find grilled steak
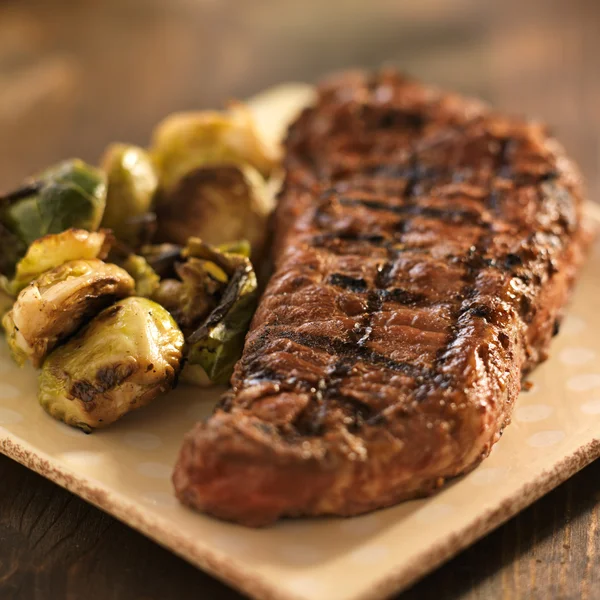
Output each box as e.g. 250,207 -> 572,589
173,70 -> 591,526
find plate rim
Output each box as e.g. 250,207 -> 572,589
3,430 -> 600,600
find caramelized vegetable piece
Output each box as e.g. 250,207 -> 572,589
5,228 -> 111,295
185,255 -> 257,384
155,164 -> 274,257
139,243 -> 182,278
0,159 -> 106,246
153,238 -> 258,386
151,107 -> 277,192
2,259 -> 134,367
39,297 -> 184,432
152,258 -> 220,334
100,144 -> 159,246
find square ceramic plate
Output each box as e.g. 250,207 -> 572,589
1,92 -> 599,599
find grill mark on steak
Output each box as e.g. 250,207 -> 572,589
402,154 -> 421,198
431,132 -> 521,378
327,273 -> 426,306
266,330 -> 429,380
173,69 -> 589,526
338,197 -> 490,227
311,231 -> 429,255
376,288 -> 427,305
327,273 -> 368,292
359,162 -> 557,189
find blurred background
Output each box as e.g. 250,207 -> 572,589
0,0 -> 598,200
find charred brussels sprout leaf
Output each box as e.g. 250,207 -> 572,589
151,237 -> 250,336
2,259 -> 134,368
186,260 -> 257,384
152,258 -> 221,334
39,297 -> 184,432
100,144 -> 159,246
184,237 -> 251,274
139,243 -> 182,279
5,229 -> 111,295
152,237 -> 257,386
0,159 -> 107,246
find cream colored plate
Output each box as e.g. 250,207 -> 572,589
1,87 -> 600,600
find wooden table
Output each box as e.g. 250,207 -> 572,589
0,0 -> 598,598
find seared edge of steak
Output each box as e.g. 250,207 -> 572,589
173,70 -> 592,526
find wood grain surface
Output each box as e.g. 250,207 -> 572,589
0,0 -> 598,598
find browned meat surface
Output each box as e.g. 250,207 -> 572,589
173,70 -> 591,526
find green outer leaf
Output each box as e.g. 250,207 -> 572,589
1,159 -> 107,246
0,221 -> 27,278
38,181 -> 103,234
2,195 -> 44,246
187,264 -> 257,384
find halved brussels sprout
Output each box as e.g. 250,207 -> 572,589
5,229 -> 111,295
152,238 -> 257,385
0,159 -> 107,246
100,144 -> 159,246
155,164 -> 274,257
151,107 -> 277,193
39,297 -> 184,432
2,259 -> 134,368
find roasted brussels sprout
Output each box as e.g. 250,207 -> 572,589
155,164 -> 274,257
120,254 -> 160,298
39,297 -> 184,432
4,229 -> 111,295
151,107 -> 277,192
2,259 -> 134,368
100,144 -> 159,246
152,238 -> 257,385
0,159 -> 106,246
